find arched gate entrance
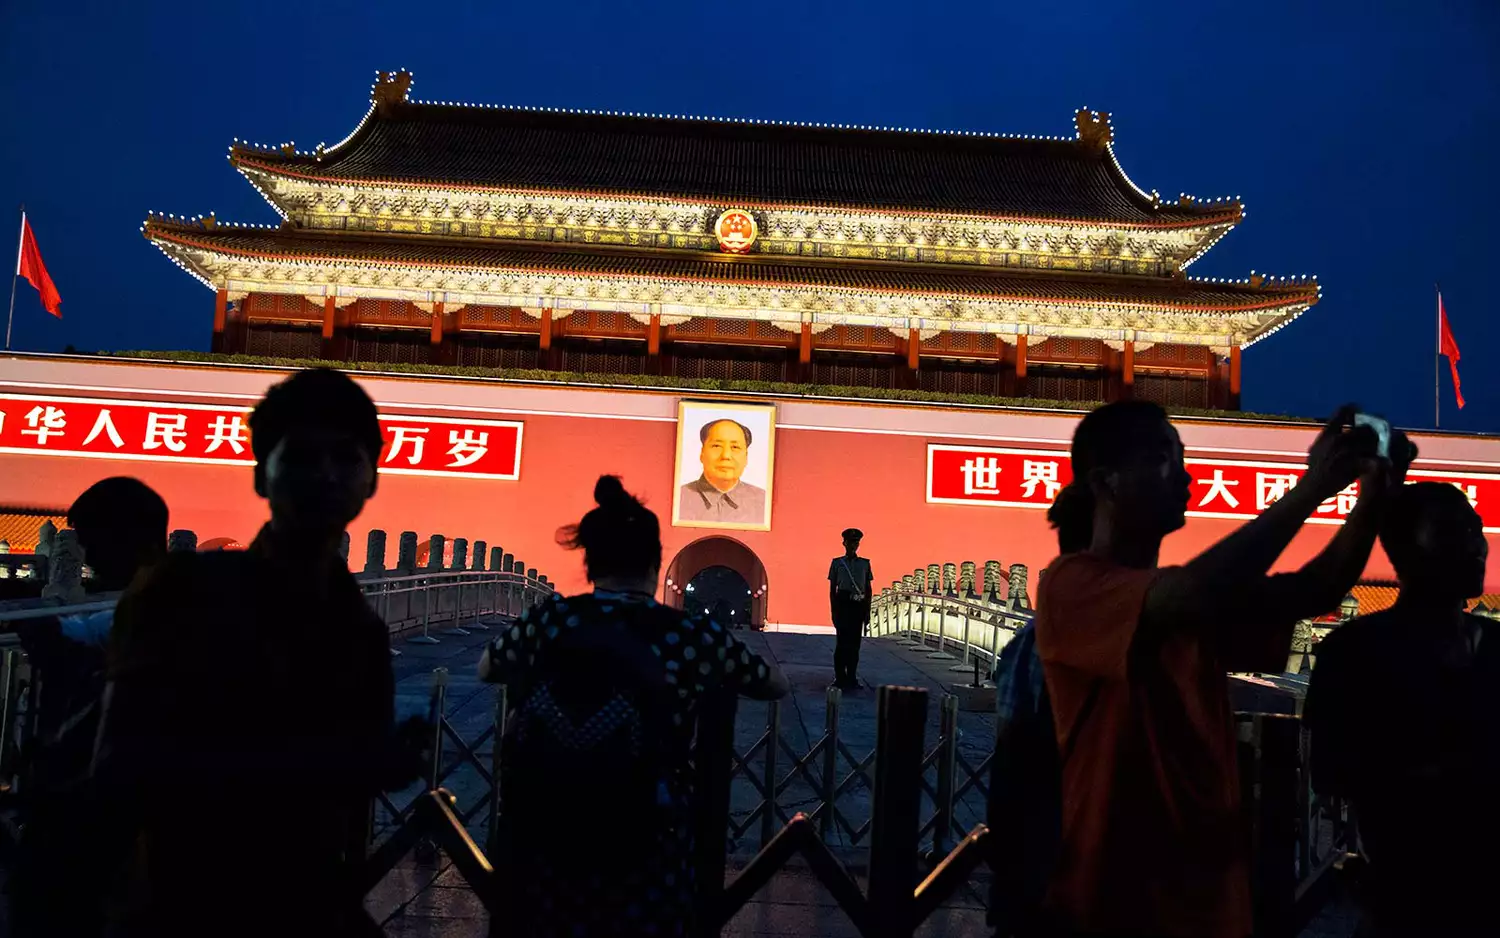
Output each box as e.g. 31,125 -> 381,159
662,536 -> 769,629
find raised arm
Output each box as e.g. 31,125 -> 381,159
1142,408 -> 1386,640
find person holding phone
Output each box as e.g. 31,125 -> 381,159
1034,402 -> 1411,938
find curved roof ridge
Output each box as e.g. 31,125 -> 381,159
223,71 -> 1240,227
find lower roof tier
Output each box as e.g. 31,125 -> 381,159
146,219 -> 1318,349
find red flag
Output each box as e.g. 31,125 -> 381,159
16,216 -> 61,318
1439,293 -> 1464,410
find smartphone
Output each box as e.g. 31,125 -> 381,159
1354,413 -> 1391,460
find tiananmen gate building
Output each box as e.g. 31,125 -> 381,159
3,70 -> 1497,626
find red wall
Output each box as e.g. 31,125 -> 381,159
3,355 -> 1498,627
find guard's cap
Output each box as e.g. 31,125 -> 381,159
842,528 -> 863,540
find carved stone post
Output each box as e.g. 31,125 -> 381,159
984,560 -> 1003,603
364,530 -> 388,575
397,531 -> 418,574
42,529 -> 86,603
168,529 -> 197,553
451,537 -> 469,571
942,563 -> 958,597
1006,563 -> 1032,611
960,561 -> 978,598
36,520 -> 57,560
471,540 -> 487,572
426,535 -> 446,572
927,563 -> 942,595
489,546 -> 504,571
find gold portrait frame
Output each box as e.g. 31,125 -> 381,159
671,400 -> 776,532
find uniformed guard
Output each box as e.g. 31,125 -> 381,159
828,528 -> 873,689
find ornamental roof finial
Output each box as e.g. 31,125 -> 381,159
373,69 -> 413,116
1074,108 -> 1112,151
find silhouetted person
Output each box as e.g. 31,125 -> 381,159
481,475 -> 788,938
10,478 -> 167,938
93,369 -> 419,937
1034,401 -> 1407,938
829,527 -> 872,689
1305,482 -> 1497,937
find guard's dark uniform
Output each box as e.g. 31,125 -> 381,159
828,548 -> 872,688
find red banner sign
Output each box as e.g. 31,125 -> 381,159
0,394 -> 523,480
927,444 -> 1500,533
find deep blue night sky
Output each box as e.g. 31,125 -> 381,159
2,1 -> 1495,430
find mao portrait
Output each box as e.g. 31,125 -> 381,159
672,401 -> 776,531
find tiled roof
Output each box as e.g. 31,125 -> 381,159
1347,583 -> 1500,616
0,508 -> 67,554
147,224 -> 1317,313
233,101 -> 1232,226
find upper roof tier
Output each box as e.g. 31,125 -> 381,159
230,70 -> 1240,228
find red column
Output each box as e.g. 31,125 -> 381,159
647,314 -> 662,356
1229,345 -> 1242,411
539,308 -> 553,350
321,296 -> 337,340
1015,334 -> 1029,396
212,288 -> 228,353
907,328 -> 920,370
799,323 -> 812,364
429,301 -> 444,346
1122,340 -> 1136,399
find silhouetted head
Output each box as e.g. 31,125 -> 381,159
68,477 -> 168,591
1380,482 -> 1487,601
559,476 -> 663,587
1047,400 -> 1191,553
251,368 -> 382,539
842,528 -> 863,555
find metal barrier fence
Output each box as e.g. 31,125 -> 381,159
362,686 -> 1352,938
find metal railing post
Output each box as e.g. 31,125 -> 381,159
692,691 -> 738,936
760,699 -> 782,848
820,686 -> 842,843
486,684 -> 508,857
0,649 -> 23,783
427,668 -> 449,791
868,685 -> 928,938
410,577 -> 440,645
932,695 -> 958,855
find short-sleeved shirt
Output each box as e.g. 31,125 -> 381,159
98,527 -> 395,932
828,556 -> 872,599
1035,553 -> 1295,938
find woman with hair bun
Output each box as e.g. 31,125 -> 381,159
480,475 -> 788,938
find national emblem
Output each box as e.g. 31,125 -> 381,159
715,209 -> 758,254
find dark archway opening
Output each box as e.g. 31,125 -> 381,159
663,536 -> 769,629
682,565 -> 752,627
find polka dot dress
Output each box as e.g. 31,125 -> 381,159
487,591 -> 776,938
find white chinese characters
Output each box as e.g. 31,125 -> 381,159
204,415 -> 248,455
82,409 -> 126,448
1196,468 -> 1241,509
385,427 -> 428,466
1255,471 -> 1301,511
446,429 -> 489,468
143,413 -> 189,453
23,406 -> 66,444
960,456 -> 1002,496
1020,460 -> 1062,500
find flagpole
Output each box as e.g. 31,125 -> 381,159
5,207 -> 22,353
1435,282 -> 1442,429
